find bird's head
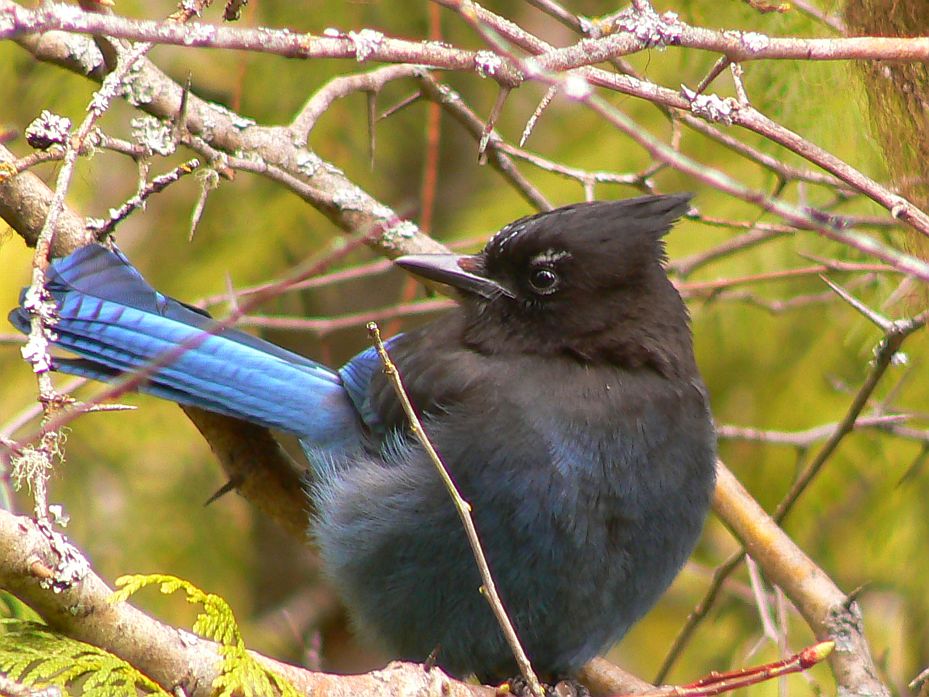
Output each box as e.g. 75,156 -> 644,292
396,194 -> 696,374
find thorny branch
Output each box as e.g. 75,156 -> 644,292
431,0 -> 929,242
3,0 -> 927,276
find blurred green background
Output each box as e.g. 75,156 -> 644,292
1,0 -> 926,694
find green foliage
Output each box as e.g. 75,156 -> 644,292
0,590 -> 40,621
112,574 -> 300,697
0,617 -> 168,696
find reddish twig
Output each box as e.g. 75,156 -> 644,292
632,641 -> 834,697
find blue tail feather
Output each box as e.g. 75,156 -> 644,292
8,245 -> 365,449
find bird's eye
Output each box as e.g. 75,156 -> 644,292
528,267 -> 559,294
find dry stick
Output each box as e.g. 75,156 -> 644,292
523,0 -> 844,192
290,64 -> 425,140
414,75 -> 551,211
7,2 -> 929,71
0,134 -> 147,179
11,0 -> 925,280
771,301 -> 929,519
416,73 -> 643,198
434,0 -> 929,280
706,282 -> 871,315
583,93 -> 929,281
0,1 -> 892,220
195,236 -> 483,309
677,263 -> 896,294
30,28 -> 445,265
1,144 -> 112,180
240,298 -> 454,337
671,227 -> 791,278
710,463 -> 885,696
520,84 -> 557,147
91,157 -> 201,238
881,423 -> 929,446
717,414 -> 911,447
790,0 -> 847,33
367,322 -> 544,697
679,114 -> 846,190
238,259 -> 907,334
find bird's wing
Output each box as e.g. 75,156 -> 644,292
337,335 -> 404,435
9,245 -> 363,448
349,316 -> 487,437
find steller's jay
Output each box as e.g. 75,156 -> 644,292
9,194 -> 716,683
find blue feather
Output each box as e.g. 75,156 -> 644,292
8,245 -> 374,449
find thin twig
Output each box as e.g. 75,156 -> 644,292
772,309 -> 929,520
717,414 -> 910,447
367,322 -> 543,697
657,307 -> 928,682
90,158 -> 200,239
520,85 -> 557,147
644,641 -> 833,697
16,37 -> 156,519
790,0 -> 847,34
239,299 -> 454,337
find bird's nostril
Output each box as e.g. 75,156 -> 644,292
457,256 -> 482,273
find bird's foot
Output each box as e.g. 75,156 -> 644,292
549,678 -> 591,697
502,677 -> 590,697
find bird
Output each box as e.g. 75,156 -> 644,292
9,194 -> 717,685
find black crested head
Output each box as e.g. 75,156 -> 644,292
396,194 -> 697,376
481,194 -> 689,296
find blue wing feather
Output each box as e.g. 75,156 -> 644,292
338,337 -> 402,437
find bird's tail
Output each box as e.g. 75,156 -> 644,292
8,245 -> 361,446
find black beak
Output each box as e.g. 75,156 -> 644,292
395,253 -> 513,300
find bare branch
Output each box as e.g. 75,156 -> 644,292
9,2 -> 919,65
717,414 -> 911,447
0,3 -> 521,85
659,307 -> 927,683
712,463 -> 887,696
0,508 -> 490,697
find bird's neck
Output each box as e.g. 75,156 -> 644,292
590,306 -> 697,380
